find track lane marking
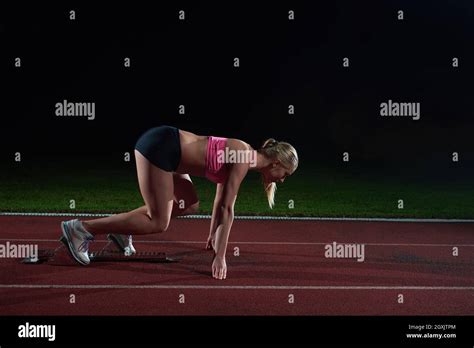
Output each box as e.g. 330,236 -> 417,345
1,284 -> 474,290
1,238 -> 474,247
1,212 -> 474,223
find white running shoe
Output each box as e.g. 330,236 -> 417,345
61,219 -> 94,265
107,234 -> 136,256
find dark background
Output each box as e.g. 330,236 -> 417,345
1,0 -> 474,172
1,2 -> 474,342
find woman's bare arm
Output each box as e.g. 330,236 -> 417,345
211,161 -> 248,279
206,184 -> 224,250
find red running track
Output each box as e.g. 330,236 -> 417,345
0,216 -> 473,315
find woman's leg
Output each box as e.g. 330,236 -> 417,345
82,150 -> 175,235
84,173 -> 199,251
171,173 -> 200,217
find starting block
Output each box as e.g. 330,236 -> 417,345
22,235 -> 177,265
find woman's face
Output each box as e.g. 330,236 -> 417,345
264,161 -> 291,183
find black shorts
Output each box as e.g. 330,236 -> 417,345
135,125 -> 181,172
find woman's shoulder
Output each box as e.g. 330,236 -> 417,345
226,138 -> 252,151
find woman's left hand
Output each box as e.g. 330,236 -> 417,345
205,235 -> 216,251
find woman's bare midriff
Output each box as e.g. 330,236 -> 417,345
176,129 -> 209,176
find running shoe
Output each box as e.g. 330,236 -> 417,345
61,219 -> 94,265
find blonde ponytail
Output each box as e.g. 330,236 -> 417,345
265,181 -> 277,209
262,138 -> 278,148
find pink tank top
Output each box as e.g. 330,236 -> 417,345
205,136 -> 230,184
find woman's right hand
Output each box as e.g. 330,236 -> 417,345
212,255 -> 227,280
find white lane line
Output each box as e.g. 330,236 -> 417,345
1,212 -> 474,223
0,284 -> 473,290
1,238 -> 474,247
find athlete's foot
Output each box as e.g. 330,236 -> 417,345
108,234 -> 136,256
61,219 -> 94,265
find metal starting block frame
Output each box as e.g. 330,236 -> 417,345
21,236 -> 177,265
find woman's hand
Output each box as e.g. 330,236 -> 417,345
206,234 -> 216,251
212,255 -> 227,280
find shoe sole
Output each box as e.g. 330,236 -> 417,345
107,234 -> 136,255
61,222 -> 89,266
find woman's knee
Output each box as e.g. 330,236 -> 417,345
150,218 -> 170,234
173,174 -> 199,210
